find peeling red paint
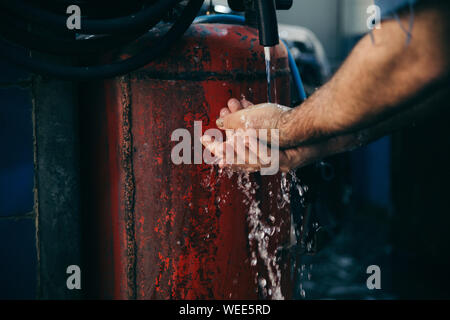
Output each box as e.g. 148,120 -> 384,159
82,24 -> 292,299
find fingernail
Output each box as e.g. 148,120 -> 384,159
216,118 -> 224,128
200,135 -> 210,144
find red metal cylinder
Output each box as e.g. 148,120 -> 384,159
81,23 -> 292,300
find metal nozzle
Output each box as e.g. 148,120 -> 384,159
227,0 -> 293,48
255,0 -> 279,47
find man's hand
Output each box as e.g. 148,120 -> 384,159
201,2 -> 450,173
201,98 -> 304,172
201,98 -> 362,172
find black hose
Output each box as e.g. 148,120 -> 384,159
0,17 -> 136,55
0,0 -> 204,80
0,0 -> 176,55
0,0 -> 179,35
0,0 -> 178,55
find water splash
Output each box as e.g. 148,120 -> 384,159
287,170 -> 316,299
264,47 -> 272,103
237,170 -> 309,299
233,171 -> 285,299
204,155 -> 312,299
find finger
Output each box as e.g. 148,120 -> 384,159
217,136 -> 273,173
212,131 -> 263,171
203,135 -> 238,166
226,133 -> 272,172
220,107 -> 231,118
218,104 -> 277,130
200,135 -> 226,162
231,133 -> 262,166
250,135 -> 273,165
236,131 -> 269,166
225,128 -> 234,141
221,163 -> 262,172
203,133 -> 280,173
200,135 -> 223,165
222,140 -> 238,165
243,135 -> 260,166
240,98 -> 254,109
226,134 -> 246,165
227,98 -> 243,113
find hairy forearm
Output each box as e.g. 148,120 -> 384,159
280,2 -> 450,148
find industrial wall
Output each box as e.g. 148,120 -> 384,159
0,61 -> 37,299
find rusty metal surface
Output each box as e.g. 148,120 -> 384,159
118,76 -> 137,299
81,23 -> 292,299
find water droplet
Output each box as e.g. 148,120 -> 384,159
300,289 -> 306,298
258,278 -> 267,288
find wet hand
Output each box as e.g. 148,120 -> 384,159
200,98 -> 309,173
215,98 -> 290,141
200,98 -> 369,173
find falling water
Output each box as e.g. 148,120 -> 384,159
236,171 -> 285,300
210,167 -> 311,300
264,46 -> 272,103
202,46 -> 313,297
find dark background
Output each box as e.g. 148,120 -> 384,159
0,60 -> 36,299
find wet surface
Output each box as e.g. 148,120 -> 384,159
296,207 -> 395,300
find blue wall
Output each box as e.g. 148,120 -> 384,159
350,136 -> 392,210
0,60 -> 37,299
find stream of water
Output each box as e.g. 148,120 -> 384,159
222,48 -> 310,299
264,47 -> 272,103
211,167 -> 311,300
202,47 -> 312,299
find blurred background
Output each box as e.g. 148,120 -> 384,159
279,0 -> 395,300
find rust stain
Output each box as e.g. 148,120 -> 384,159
119,75 -> 137,299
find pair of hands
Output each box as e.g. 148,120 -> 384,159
199,3 -> 450,173
200,98 -> 361,173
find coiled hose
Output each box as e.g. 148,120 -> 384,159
0,0 -> 204,79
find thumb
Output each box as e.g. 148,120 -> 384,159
216,103 -> 290,130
